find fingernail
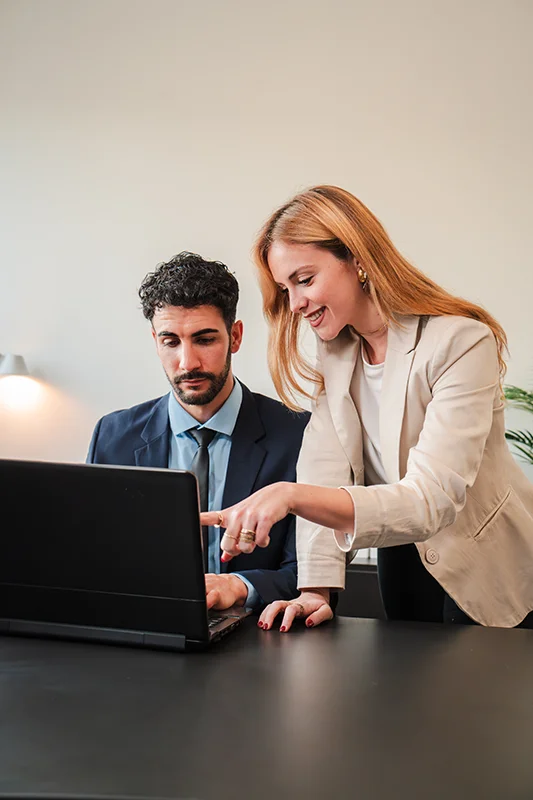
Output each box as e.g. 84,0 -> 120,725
280,626 -> 286,632
306,620 -> 314,628
257,621 -> 263,628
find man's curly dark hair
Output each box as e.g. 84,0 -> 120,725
139,251 -> 239,332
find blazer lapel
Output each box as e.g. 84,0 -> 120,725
379,316 -> 423,483
321,328 -> 364,479
134,396 -> 171,468
220,383 -> 267,573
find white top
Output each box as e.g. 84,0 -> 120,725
335,343 -> 388,552
350,343 -> 388,487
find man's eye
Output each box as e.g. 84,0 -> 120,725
163,340 -> 179,347
197,337 -> 216,345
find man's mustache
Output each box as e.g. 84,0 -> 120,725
174,371 -> 215,385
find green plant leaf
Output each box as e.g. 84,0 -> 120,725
505,429 -> 533,464
504,385 -> 533,414
505,429 -> 533,447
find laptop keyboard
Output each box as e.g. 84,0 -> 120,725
208,615 -> 227,628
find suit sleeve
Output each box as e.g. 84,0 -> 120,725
86,418 -> 103,464
338,319 -> 500,551
235,513 -> 298,607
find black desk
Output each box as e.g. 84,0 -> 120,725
1,617 -> 533,800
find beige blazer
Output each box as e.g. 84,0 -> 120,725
296,314 -> 533,627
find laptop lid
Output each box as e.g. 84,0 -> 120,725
0,459 -> 216,647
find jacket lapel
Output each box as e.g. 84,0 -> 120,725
320,327 -> 364,479
379,316 -> 423,483
134,395 -> 171,468
222,383 -> 267,507
220,383 -> 267,573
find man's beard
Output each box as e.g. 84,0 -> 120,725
168,348 -> 232,406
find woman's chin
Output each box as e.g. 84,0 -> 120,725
315,325 -> 342,342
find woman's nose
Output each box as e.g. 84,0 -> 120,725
289,290 -> 307,314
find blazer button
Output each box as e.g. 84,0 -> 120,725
425,549 -> 439,565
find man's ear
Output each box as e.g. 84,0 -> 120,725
151,326 -> 158,348
230,320 -> 244,354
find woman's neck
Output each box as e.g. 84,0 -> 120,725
351,298 -> 388,364
361,327 -> 388,365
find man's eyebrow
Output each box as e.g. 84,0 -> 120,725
191,328 -> 220,336
156,328 -> 220,338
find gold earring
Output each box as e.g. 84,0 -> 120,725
357,267 -> 368,286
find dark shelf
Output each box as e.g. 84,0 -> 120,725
336,558 -> 385,620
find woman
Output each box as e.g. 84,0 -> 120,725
202,185 -> 533,630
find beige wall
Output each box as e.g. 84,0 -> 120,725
0,0 -> 532,473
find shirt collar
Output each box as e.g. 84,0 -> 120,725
167,378 -> 243,437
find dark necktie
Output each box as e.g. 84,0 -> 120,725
189,427 -> 217,572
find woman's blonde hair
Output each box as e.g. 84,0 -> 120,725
253,185 -> 507,410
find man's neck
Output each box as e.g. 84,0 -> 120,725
173,374 -> 236,424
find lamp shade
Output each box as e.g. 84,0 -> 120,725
0,353 -> 30,377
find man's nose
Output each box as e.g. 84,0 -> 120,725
178,344 -> 201,372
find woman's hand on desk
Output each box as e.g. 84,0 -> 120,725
258,589 -> 334,632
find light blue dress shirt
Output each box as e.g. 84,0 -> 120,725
167,379 -> 258,608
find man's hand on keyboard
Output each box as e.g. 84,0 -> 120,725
205,573 -> 249,610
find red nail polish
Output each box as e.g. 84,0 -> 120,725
306,620 -> 314,627
257,621 -> 263,628
280,626 -> 286,632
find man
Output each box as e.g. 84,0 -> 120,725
87,252 -> 309,612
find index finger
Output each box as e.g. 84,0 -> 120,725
201,511 -> 224,527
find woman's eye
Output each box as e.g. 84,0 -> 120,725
298,277 -> 312,286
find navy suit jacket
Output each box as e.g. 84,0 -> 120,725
87,382 -> 310,607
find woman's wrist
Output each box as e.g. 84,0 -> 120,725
285,481 -> 301,515
300,587 -> 331,603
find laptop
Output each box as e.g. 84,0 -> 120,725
0,458 -> 251,651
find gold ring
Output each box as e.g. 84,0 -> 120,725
214,512 -> 224,528
239,529 -> 256,543
223,533 -> 240,541
295,603 -> 305,615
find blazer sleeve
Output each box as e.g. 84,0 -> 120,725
296,379 -> 353,590
339,318 -> 500,552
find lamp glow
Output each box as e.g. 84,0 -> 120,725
0,354 -> 42,410
0,375 -> 42,410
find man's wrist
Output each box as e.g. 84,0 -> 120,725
229,574 -> 249,606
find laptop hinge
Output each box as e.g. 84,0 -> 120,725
0,618 -> 186,651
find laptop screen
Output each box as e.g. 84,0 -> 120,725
0,460 -> 207,638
